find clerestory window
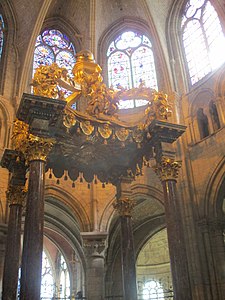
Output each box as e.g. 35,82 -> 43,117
0,14 -> 5,61
32,29 -> 76,99
181,0 -> 225,85
33,29 -> 76,76
107,30 -> 158,109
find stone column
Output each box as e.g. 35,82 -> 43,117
113,177 -> 137,300
198,218 -> 225,300
1,150 -> 27,300
19,139 -> 54,300
155,152 -> 192,300
81,232 -> 107,300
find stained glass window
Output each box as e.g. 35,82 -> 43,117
33,29 -> 76,99
0,14 -> 5,60
142,280 -> 165,300
59,254 -> 71,299
41,251 -> 54,299
107,31 -> 158,109
181,0 -> 225,85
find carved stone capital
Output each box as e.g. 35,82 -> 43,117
113,197 -> 135,217
12,120 -> 54,163
154,156 -> 181,182
6,185 -> 27,206
81,232 -> 108,258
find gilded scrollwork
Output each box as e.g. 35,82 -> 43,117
12,120 -> 54,162
154,156 -> 181,181
113,197 -> 135,216
6,185 -> 27,206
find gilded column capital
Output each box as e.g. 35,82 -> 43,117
6,185 -> 27,206
113,197 -> 135,217
154,156 -> 181,182
12,119 -> 54,163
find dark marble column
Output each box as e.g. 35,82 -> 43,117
1,150 -> 27,300
2,192 -> 24,300
20,160 -> 45,300
113,177 -> 137,300
155,156 -> 192,300
18,140 -> 54,300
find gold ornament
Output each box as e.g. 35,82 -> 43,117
80,121 -> 94,135
12,119 -> 55,163
32,63 -> 66,99
98,124 -> 112,139
145,91 -> 172,124
63,111 -> 76,128
115,127 -> 129,142
154,156 -> 181,181
6,185 -> 27,206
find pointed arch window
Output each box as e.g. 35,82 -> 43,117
181,0 -> 225,85
33,29 -> 76,76
0,14 -> 5,61
41,251 -> 54,299
107,31 -> 158,109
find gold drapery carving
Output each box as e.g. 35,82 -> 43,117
12,120 -> 54,162
154,156 -> 181,181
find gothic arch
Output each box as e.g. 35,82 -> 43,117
43,16 -> 82,52
0,0 -> 17,96
45,185 -> 91,232
105,183 -> 166,296
204,156 -> 225,219
0,98 -> 12,149
18,1 -> 53,97
166,0 -> 188,92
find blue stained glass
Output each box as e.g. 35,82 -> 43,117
33,46 -> 54,69
107,31 -> 158,109
56,50 -> 76,75
0,14 -> 4,59
42,30 -> 67,48
107,41 -> 116,57
33,29 -> 76,95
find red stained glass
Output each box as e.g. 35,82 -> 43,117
107,31 -> 158,109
